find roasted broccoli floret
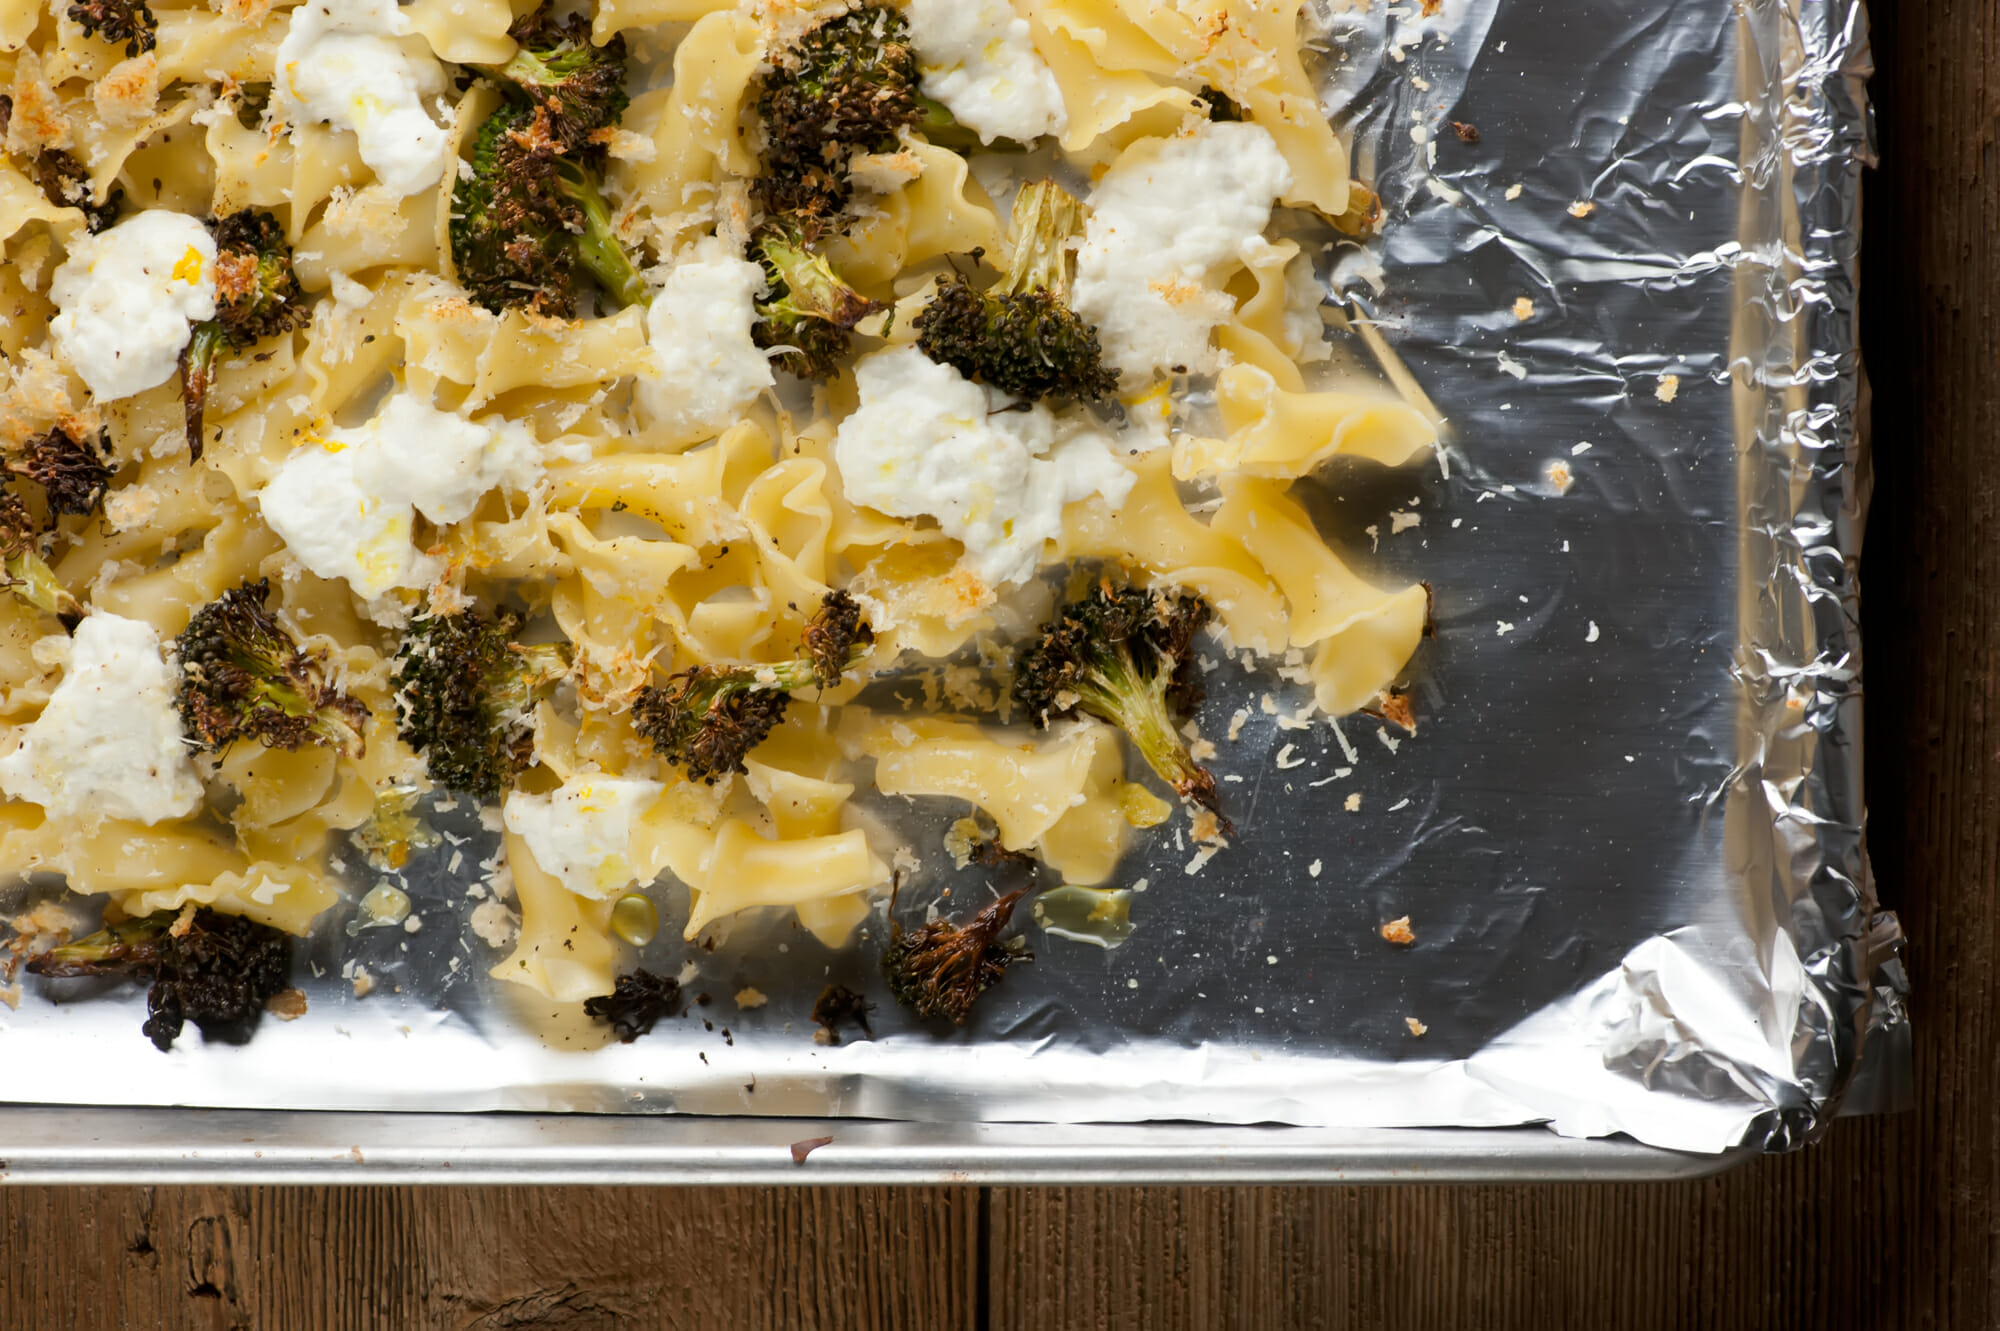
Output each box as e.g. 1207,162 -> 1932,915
483,3 -> 629,152
751,220 -> 887,380
754,5 -> 921,223
180,210 -> 305,461
0,487 -> 80,620
393,608 -> 570,803
68,0 -> 156,56
913,180 -> 1118,401
882,888 -> 1032,1024
753,6 -> 1003,224
27,908 -> 290,1050
1013,577 -> 1230,835
631,590 -> 871,781
584,968 -> 683,1042
450,5 -> 645,318
9,426 -> 113,518
175,578 -> 369,758
449,100 -> 649,318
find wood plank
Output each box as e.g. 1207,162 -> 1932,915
989,1123 -> 1902,1329
0,1186 -> 979,1330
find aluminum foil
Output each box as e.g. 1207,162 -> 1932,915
0,0 -> 1901,1156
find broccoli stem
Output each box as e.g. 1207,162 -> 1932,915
1000,179 -> 1081,299
4,550 -> 80,620
911,94 -> 1026,154
759,227 -> 883,328
27,914 -> 167,975
557,164 -> 649,311
1072,649 -> 1223,819
229,651 -> 367,758
494,642 -> 572,717
180,320 -> 226,463
493,46 -> 569,93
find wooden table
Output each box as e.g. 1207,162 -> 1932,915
0,0 -> 1979,1324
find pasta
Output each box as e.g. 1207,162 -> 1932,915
0,0 -> 1437,1025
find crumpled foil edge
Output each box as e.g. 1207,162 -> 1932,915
1471,0 -> 1906,1153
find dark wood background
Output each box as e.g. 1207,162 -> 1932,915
0,0 -> 1980,1324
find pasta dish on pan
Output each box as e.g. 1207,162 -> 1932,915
0,0 -> 1435,1045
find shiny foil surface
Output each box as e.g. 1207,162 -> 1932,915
0,0 -> 1899,1156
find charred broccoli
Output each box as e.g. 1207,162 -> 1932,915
811,983 -> 873,1044
180,210 -> 305,461
450,100 -> 648,318
882,888 -> 1032,1024
26,144 -> 121,233
584,968 -> 683,1042
914,180 -> 1118,402
0,99 -> 119,229
1199,85 -> 1247,122
451,4 -> 645,318
1013,577 -> 1230,835
9,426 -> 113,518
483,4 -> 629,151
753,5 -> 1002,224
393,607 -> 570,803
27,908 -> 291,1050
751,220 -> 886,380
632,590 -> 871,781
0,487 -> 79,620
68,0 -> 156,56
175,578 -> 369,759
754,5 -> 921,223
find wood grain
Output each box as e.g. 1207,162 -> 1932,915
0,0 -> 1976,1325
0,1186 -> 979,1329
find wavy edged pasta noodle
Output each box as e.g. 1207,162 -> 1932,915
856,714 -> 1130,885
0,0 -> 1441,1019
496,829 -> 623,1002
1183,363 -> 1439,479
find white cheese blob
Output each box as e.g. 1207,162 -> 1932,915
0,613 -> 202,826
904,0 -> 1066,145
275,0 -> 450,197
48,211 -> 217,401
259,393 -> 541,602
503,776 -> 665,900
1072,121 -> 1295,381
832,346 -> 1135,588
636,239 -> 775,445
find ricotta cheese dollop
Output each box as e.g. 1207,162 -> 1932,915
48,210 -> 217,402
0,612 -> 203,826
903,0 -> 1066,145
275,0 -> 450,197
503,776 -> 666,900
636,239 -> 775,445
258,393 -> 542,602
832,346 -> 1135,589
1072,121 -> 1295,381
